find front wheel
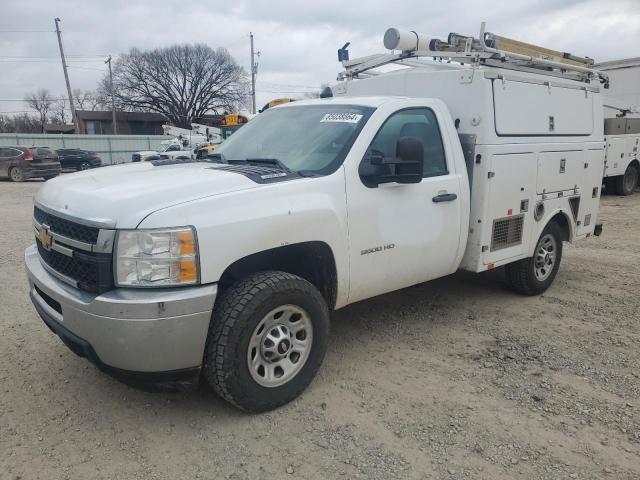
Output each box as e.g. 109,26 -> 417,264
79,161 -> 91,171
9,167 -> 25,182
203,271 -> 330,412
505,222 -> 563,295
615,165 -> 639,196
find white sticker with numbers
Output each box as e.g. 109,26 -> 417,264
320,113 -> 363,123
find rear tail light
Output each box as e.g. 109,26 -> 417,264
91,154 -> 100,159
23,150 -> 33,161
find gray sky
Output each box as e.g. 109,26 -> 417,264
1,0 -> 639,118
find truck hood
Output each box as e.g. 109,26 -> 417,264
35,162 -> 258,228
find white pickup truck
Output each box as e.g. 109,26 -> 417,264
26,26 -> 605,412
131,141 -> 196,162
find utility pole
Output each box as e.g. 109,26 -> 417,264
54,18 -> 78,132
250,32 -> 259,114
105,55 -> 117,134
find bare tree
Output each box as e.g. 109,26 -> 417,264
0,114 -> 14,133
73,89 -> 105,111
0,113 -> 41,133
24,89 -> 55,132
51,98 -> 69,125
99,45 -> 248,127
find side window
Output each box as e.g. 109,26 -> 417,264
167,144 -> 180,152
0,148 -> 9,157
368,108 -> 447,177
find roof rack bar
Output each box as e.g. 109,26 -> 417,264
477,22 -> 607,84
339,22 -> 609,88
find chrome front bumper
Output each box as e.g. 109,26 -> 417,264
25,244 -> 217,376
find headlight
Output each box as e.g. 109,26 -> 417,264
114,227 -> 199,287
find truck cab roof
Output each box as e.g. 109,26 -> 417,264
276,96 -> 412,109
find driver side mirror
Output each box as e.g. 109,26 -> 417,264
359,136 -> 424,188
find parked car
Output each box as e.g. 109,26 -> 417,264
0,146 -> 61,182
56,149 -> 102,171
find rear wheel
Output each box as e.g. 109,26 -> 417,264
615,165 -> 638,196
506,221 -> 563,295
9,167 -> 24,182
79,161 -> 91,170
203,271 -> 330,412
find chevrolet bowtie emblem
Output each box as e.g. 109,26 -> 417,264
38,224 -> 53,251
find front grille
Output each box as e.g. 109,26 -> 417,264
491,214 -> 524,251
37,241 -> 113,293
34,206 -> 99,244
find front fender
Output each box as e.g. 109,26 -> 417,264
138,170 -> 350,307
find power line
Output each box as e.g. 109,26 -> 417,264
0,97 -> 97,102
67,65 -> 105,72
0,29 -> 54,33
0,58 -> 107,63
221,34 -> 249,50
0,98 -> 70,101
0,54 -> 109,59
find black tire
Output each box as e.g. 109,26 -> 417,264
615,165 -> 639,196
505,221 -> 563,296
603,177 -> 616,194
79,161 -> 91,171
9,167 -> 24,182
203,271 -> 330,412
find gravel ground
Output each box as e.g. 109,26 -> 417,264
1,179 -> 638,480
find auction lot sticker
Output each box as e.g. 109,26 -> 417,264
320,113 -> 363,123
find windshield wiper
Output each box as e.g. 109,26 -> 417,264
228,157 -> 291,173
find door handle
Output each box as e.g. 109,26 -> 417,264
432,193 -> 458,203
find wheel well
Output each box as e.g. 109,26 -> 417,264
630,159 -> 640,172
550,212 -> 571,242
218,242 -> 338,309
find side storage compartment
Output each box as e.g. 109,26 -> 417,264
536,151 -> 585,194
574,148 -> 605,237
483,152 -> 537,265
492,77 -> 594,136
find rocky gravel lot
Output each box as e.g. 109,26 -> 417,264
1,179 -> 638,480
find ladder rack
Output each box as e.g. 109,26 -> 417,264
338,22 -> 609,88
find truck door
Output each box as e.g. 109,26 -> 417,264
345,106 -> 464,303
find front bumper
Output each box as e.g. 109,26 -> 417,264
25,244 -> 217,385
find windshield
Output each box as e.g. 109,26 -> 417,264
213,104 -> 374,175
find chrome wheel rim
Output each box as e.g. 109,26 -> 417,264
534,234 -> 557,281
247,304 -> 313,388
80,162 -> 90,170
